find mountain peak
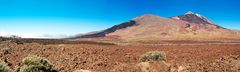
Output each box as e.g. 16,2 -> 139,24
172,11 -> 217,25
133,14 -> 167,22
185,11 -> 194,15
140,14 -> 157,17
134,14 -> 159,20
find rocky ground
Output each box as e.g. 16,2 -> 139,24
0,39 -> 240,72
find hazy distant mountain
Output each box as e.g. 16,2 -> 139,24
73,11 -> 240,41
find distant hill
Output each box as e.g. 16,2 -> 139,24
72,11 -> 240,41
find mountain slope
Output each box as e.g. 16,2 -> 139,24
74,12 -> 240,41
76,20 -> 137,38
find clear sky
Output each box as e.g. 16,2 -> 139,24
0,0 -> 239,38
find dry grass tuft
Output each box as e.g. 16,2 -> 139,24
18,55 -> 56,72
140,51 -> 166,62
0,59 -> 11,72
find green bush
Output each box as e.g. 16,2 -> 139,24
140,51 -> 166,62
18,56 -> 56,72
0,59 -> 11,72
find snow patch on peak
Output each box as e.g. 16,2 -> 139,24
195,13 -> 202,17
185,11 -> 194,15
195,13 -> 216,25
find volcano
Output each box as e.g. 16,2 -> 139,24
73,11 -> 240,41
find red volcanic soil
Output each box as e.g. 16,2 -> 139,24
0,40 -> 240,72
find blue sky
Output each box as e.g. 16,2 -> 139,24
0,0 -> 239,38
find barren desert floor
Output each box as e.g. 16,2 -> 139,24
0,40 -> 240,72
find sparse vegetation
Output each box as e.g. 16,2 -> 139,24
0,40 -> 239,72
0,59 -> 11,72
1,48 -> 11,54
18,55 -> 56,72
140,51 -> 166,62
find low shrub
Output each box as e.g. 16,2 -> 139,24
140,51 -> 166,62
1,48 -> 11,54
18,55 -> 56,72
0,59 -> 11,72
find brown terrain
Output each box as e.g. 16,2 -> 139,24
1,12 -> 240,72
0,38 -> 240,72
